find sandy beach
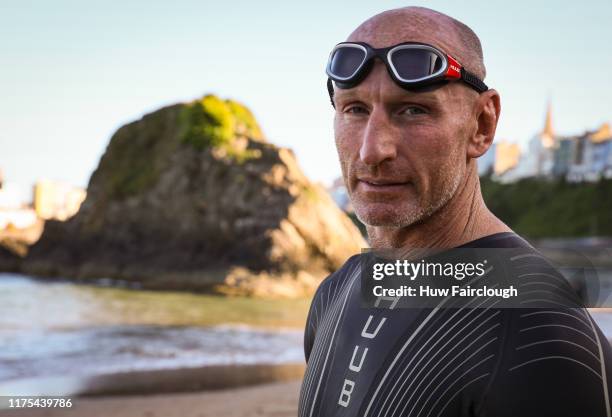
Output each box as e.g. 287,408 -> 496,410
0,380 -> 302,417
0,364 -> 305,417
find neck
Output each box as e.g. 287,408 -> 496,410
365,164 -> 511,250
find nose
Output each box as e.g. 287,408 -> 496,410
359,107 -> 398,167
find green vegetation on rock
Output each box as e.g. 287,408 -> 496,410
481,176 -> 612,238
225,99 -> 263,139
181,95 -> 235,148
180,94 -> 264,163
100,94 -> 265,200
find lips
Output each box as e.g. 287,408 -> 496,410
359,179 -> 406,186
356,178 -> 411,193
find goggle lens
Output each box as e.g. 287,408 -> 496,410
389,48 -> 445,81
329,46 -> 367,79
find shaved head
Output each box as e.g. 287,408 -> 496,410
347,6 -> 486,80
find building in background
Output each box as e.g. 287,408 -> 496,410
552,136 -> 576,178
566,123 -> 612,182
589,123 -> 612,180
533,101 -> 557,178
0,173 -> 84,242
493,141 -> 520,176
0,206 -> 37,231
33,179 -> 86,221
492,101 -> 611,184
0,168 -> 38,232
498,102 -> 557,182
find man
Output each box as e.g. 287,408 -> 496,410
298,7 -> 612,417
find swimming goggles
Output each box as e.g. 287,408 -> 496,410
325,41 -> 488,107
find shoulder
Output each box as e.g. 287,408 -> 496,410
461,231 -> 534,249
476,235 -> 612,414
481,306 -> 612,416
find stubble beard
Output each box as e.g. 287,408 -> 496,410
351,165 -> 463,229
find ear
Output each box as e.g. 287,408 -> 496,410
467,89 -> 501,159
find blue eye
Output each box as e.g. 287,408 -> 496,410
402,106 -> 427,116
346,106 -> 368,114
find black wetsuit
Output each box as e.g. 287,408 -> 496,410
298,232 -> 612,417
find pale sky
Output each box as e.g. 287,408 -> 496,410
1,0 -> 611,203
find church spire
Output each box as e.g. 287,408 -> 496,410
541,99 -> 555,148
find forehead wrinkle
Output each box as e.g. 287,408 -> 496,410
333,64 -> 388,104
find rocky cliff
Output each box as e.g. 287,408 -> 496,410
20,95 -> 366,296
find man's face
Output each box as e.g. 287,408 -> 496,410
334,56 -> 476,228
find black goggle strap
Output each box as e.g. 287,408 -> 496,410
327,78 -> 336,108
460,68 -> 489,93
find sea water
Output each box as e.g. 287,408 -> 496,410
0,273 -> 303,383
